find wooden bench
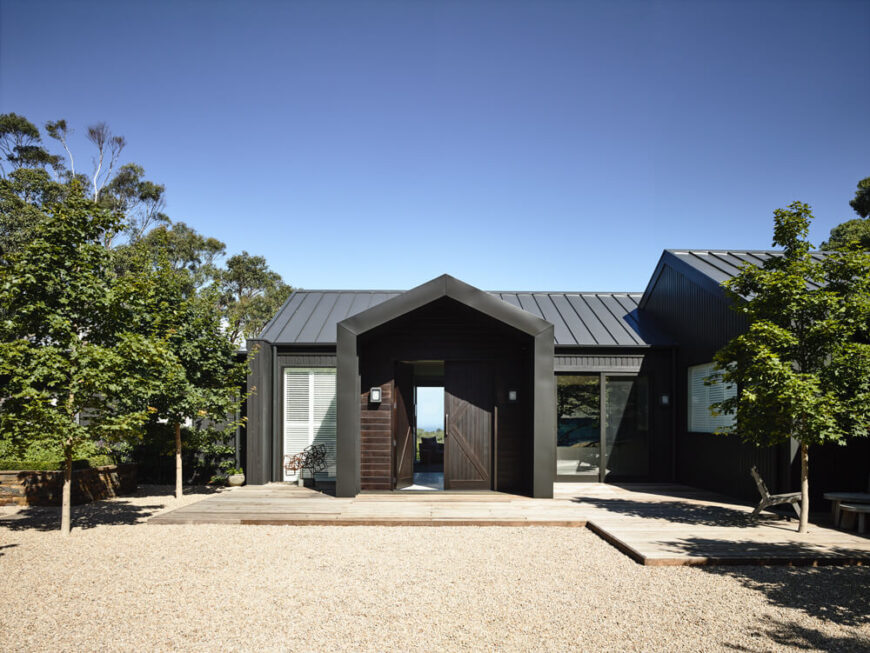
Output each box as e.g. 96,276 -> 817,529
823,491 -> 870,527
839,503 -> 870,534
750,466 -> 801,517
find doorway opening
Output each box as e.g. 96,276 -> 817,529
407,385 -> 444,490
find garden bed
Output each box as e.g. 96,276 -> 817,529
0,463 -> 137,506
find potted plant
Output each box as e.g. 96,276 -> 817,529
226,466 -> 245,487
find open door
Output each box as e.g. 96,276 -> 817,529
393,362 -> 415,489
444,361 -> 493,490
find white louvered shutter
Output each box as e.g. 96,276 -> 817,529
284,370 -> 312,481
283,368 -> 337,480
688,363 -> 736,433
311,370 -> 337,476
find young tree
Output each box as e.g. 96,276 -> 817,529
0,185 -> 171,534
120,234 -> 247,499
713,202 -> 870,533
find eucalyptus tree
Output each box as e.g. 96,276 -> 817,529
822,176 -> 870,251
713,202 -> 870,533
219,251 -> 293,345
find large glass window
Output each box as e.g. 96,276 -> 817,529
283,368 -> 337,480
688,362 -> 736,433
556,375 -> 600,478
604,376 -> 649,478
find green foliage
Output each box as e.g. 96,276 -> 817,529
0,456 -> 114,471
0,184 -> 173,466
822,218 -> 870,252
0,113 -> 289,488
219,251 -> 293,344
850,176 -> 870,219
822,176 -> 870,251
114,234 -> 248,473
416,428 -> 444,442
713,201 -> 870,449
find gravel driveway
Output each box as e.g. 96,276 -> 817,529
1,486 -> 868,652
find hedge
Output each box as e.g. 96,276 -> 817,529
0,455 -> 116,471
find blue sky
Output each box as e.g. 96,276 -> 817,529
2,1 -> 868,292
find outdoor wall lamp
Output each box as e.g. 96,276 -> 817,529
660,394 -> 670,407
508,390 -> 518,403
369,387 -> 382,403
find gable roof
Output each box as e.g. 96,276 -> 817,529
338,274 -> 553,339
639,249 -> 827,309
258,282 -> 672,347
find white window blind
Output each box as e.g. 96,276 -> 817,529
688,362 -> 736,433
283,368 -> 337,480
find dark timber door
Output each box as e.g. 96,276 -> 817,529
393,362 -> 415,489
444,361 -> 493,490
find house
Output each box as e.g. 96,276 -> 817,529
243,250 -> 869,505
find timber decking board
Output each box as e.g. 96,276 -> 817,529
147,483 -> 870,566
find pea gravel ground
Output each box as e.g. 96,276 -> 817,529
1,486 -> 868,652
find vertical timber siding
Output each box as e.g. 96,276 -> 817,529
357,298 -> 536,493
643,264 -> 782,500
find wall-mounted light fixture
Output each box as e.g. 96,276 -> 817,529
370,387 -> 382,403
508,390 -> 518,403
659,394 -> 670,407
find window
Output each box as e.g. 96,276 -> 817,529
688,362 -> 736,433
556,375 -> 601,478
283,368 -> 337,480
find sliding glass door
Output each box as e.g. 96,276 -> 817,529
556,375 -> 601,479
604,375 -> 649,479
556,373 -> 650,482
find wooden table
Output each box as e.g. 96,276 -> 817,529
823,492 -> 870,526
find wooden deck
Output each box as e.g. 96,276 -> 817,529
148,482 -> 870,566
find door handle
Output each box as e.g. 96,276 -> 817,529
445,413 -> 448,438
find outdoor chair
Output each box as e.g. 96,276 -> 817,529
284,444 -> 328,487
750,466 -> 801,517
419,436 -> 443,466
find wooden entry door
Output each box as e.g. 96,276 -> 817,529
444,361 -> 493,490
393,362 -> 415,489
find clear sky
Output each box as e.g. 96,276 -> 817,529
2,0 -> 868,292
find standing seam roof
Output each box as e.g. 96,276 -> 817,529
258,289 -> 671,347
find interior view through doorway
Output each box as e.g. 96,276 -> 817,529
409,385 -> 444,490
395,359 -> 495,492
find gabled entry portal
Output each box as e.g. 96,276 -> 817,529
336,274 -> 556,498
395,360 -> 494,491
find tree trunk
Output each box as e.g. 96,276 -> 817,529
799,441 -> 809,534
61,448 -> 72,536
175,422 -> 183,500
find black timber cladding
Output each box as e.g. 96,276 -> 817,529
334,274 -> 556,498
260,289 -> 672,347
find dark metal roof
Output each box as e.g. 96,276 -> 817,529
259,287 -> 671,347
639,250 -> 827,308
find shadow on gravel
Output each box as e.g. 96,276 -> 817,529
699,553 -> 870,627
570,496 -> 771,528
0,485 -> 225,532
0,500 -> 165,531
0,543 -> 19,556
724,616 -> 870,652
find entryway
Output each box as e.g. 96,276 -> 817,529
394,360 -> 494,492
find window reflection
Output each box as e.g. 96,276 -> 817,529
556,375 -> 600,478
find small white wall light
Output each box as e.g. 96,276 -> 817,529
369,387 -> 382,403
660,394 -> 670,407
508,390 -> 518,402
